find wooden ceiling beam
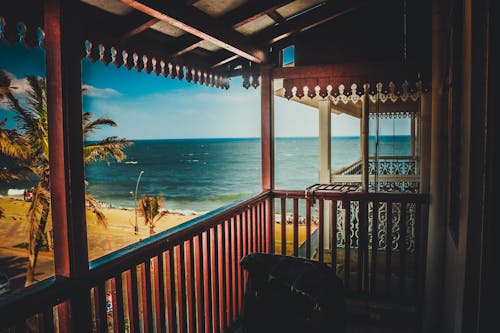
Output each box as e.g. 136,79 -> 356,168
166,0 -> 293,58
210,0 -> 366,69
119,0 -> 267,63
120,11 -> 160,41
224,0 -> 294,28
257,0 -> 366,45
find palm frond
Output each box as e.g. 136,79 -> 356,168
83,114 -> 118,139
27,182 -> 51,241
0,119 -> 31,160
85,194 -> 108,228
84,137 -> 132,164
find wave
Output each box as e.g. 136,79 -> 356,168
125,161 -> 138,164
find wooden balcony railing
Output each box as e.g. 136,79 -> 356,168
0,192 -> 272,332
0,189 -> 428,332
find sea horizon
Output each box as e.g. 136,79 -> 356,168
3,136 -> 411,215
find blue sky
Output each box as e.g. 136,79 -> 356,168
0,41 -> 408,140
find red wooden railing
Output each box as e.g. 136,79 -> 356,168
0,192 -> 272,332
0,189 -> 427,331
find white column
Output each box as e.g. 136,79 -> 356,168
361,84 -> 370,191
318,99 -> 332,250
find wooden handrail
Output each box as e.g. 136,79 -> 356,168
272,189 -> 429,203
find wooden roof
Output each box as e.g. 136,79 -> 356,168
0,0 -> 430,89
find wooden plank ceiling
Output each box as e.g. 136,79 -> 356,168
75,0 -> 365,77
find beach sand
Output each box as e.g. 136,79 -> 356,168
0,196 -> 198,260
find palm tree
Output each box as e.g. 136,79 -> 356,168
0,119 -> 31,218
0,69 -> 132,286
138,195 -> 168,235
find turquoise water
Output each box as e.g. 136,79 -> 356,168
1,136 -> 410,214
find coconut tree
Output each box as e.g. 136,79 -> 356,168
0,119 -> 32,218
138,195 -> 168,235
0,69 -> 132,285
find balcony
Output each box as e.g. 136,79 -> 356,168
332,156 -> 420,193
0,188 -> 428,332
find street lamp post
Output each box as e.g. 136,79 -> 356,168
132,170 -> 144,235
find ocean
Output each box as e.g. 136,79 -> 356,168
2,136 -> 410,215
84,136 -> 410,214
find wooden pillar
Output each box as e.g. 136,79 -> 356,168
44,0 -> 91,331
360,84 -> 370,191
260,66 -> 275,254
260,65 -> 274,191
318,99 -> 332,250
420,92 -> 432,193
423,0 -> 447,330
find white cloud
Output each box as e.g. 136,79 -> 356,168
82,84 -> 121,98
0,71 -> 33,109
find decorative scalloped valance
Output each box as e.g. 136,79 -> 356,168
280,79 -> 428,103
0,16 -> 230,89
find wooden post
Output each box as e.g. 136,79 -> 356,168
44,0 -> 91,331
361,84 -> 370,191
318,99 -> 332,250
261,65 -> 274,191
261,66 -> 274,253
423,0 -> 447,330
420,92 -> 432,193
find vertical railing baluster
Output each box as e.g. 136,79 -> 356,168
166,250 -> 177,333
131,266 -> 141,333
186,240 -> 196,333
230,217 -> 237,323
237,213 -> 243,314
252,205 -> 257,253
344,200 -> 351,289
306,198 -> 312,259
386,201 -> 393,297
332,200 -> 338,271
144,260 -> 153,333
371,201 -> 379,294
175,245 -> 187,333
233,215 -> 239,322
358,200 -> 368,292
125,269 -> 137,333
109,277 -> 119,332
266,198 -> 273,254
156,254 -> 167,333
204,231 -> 212,333
212,227 -> 220,333
195,235 -> 205,333
220,221 -> 227,330
415,202 -> 423,299
293,198 -> 299,257
281,198 -> 286,255
399,201 -> 408,296
318,199 -> 324,263
139,264 -> 148,333
227,219 -> 233,327
94,283 -> 107,333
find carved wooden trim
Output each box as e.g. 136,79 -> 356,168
0,16 -> 229,90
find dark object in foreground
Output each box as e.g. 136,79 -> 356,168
240,253 -> 346,333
